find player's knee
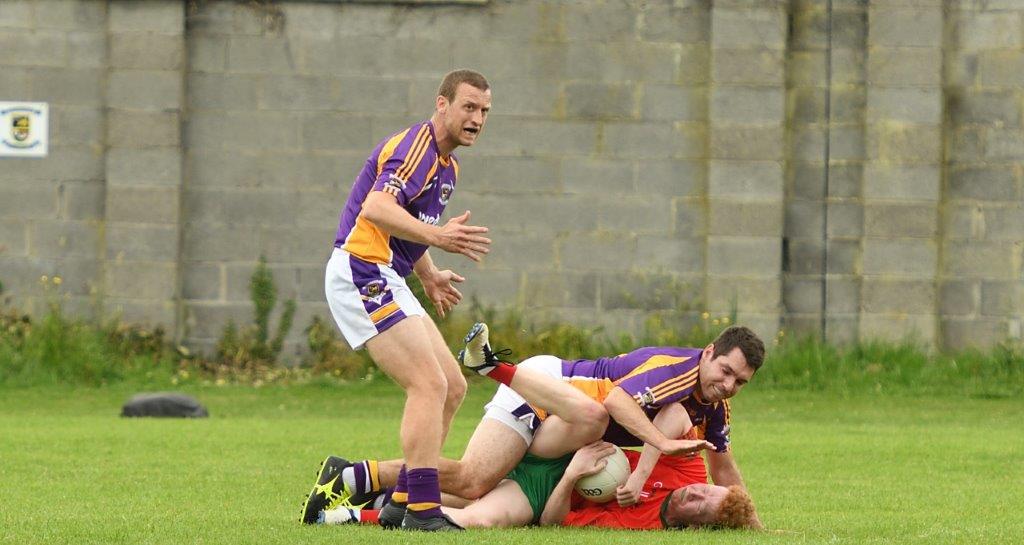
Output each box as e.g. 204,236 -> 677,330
579,400 -> 608,439
445,372 -> 467,407
406,368 -> 448,404
452,466 -> 497,499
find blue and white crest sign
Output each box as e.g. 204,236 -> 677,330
1,102 -> 48,157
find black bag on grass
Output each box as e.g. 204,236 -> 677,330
121,392 -> 209,418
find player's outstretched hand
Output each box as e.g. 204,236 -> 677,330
659,438 -> 715,457
420,269 -> 464,318
435,211 -> 491,262
566,441 -> 616,481
615,472 -> 645,507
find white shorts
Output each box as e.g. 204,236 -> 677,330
324,247 -> 426,350
482,355 -> 563,446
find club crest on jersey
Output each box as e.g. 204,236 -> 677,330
637,388 -> 656,407
382,174 -> 406,197
360,280 -> 390,305
439,181 -> 454,205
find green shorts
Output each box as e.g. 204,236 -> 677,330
505,452 -> 574,524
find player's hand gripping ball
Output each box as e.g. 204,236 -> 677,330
574,445 -> 630,503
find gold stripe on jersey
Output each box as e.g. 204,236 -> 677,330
376,128 -> 411,177
394,125 -> 431,182
723,399 -> 731,425
408,160 -> 439,203
451,157 -> 459,179
649,367 -> 698,398
613,354 -> 692,386
367,460 -> 380,491
652,375 -> 699,404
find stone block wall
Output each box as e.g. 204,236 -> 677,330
1,0 -> 1023,355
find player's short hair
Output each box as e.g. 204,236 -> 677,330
714,485 -> 759,529
438,69 -> 490,102
712,326 -> 766,371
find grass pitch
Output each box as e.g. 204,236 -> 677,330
1,379 -> 1021,545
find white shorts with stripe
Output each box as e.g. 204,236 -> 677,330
482,355 -> 563,446
324,247 -> 426,350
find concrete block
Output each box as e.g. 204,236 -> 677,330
459,155 -> 562,195
947,166 -> 1019,201
869,7 -> 942,47
791,126 -> 826,162
183,224 -> 260,262
859,314 -> 935,344
710,127 -> 784,160
867,88 -> 942,124
867,48 -> 942,87
106,262 -> 177,301
107,149 -> 182,187
788,51 -> 827,86
983,208 -> 1024,241
485,79 -> 560,118
107,187 -> 179,224
593,198 -> 674,234
456,40 -> 568,81
949,90 -> 1021,128
710,200 -> 783,236
106,223 -> 178,262
862,239 -> 936,276
792,162 -> 826,200
260,75 -> 337,111
600,272 -> 691,311
708,236 -> 782,275
295,189 -> 341,229
0,188 -> 57,219
640,160 -> 706,198
296,265 -> 327,303
942,241 -> 1015,278
827,277 -> 860,314
186,111 -> 302,152
782,237 -> 823,274
262,225 -> 335,263
300,114 -> 373,153
51,106 -> 103,147
0,29 -> 67,66
712,49 -> 785,84
188,35 -> 227,73
0,220 -> 27,255
708,161 -> 784,199
105,299 -> 176,330
981,281 -> 1020,317
829,125 -> 866,162
187,73 -> 260,111
862,278 -> 935,313
29,220 -> 101,259
560,157 -> 633,196
784,277 -> 823,314
61,181 -> 104,221
866,125 -> 941,163
941,205 -> 982,241
978,51 -> 1024,87
564,42 -> 685,84
711,9 -> 786,50
711,87 -> 784,124
785,200 -> 824,239
863,164 -> 939,201
864,204 -> 936,238
555,233 -> 636,271
522,271 -> 597,309
601,122 -> 697,159
945,51 -> 978,89
942,318 -> 1009,351
0,1 -> 33,29
826,239 -> 860,275
473,231 -> 555,271
107,111 -> 180,148
68,31 -> 106,69
0,65 -> 30,98
828,164 -> 863,199
791,6 -> 828,51
824,316 -> 859,344
564,3 -> 638,42
955,11 -> 1023,50
706,277 -> 782,313
459,269 -> 521,308
673,198 -> 707,238
791,87 -> 826,124
184,302 -> 253,340
110,0 -> 183,33
108,70 -> 183,110
14,148 -> 103,183
183,263 -> 222,301
831,48 -> 866,85
227,36 -> 297,74
564,82 -> 637,120
939,280 -> 977,317
826,202 -> 863,238
640,5 -> 710,44
110,32 -> 184,70
31,68 -> 103,105
480,119 -> 599,157
984,128 -> 1024,160
831,87 -> 867,123
215,190 -> 300,226
636,236 -> 704,273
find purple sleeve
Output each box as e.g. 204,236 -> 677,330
703,400 -> 731,453
372,125 -> 434,206
616,362 -> 700,410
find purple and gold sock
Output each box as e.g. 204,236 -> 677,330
341,460 -> 380,495
390,465 -> 408,506
405,467 -> 443,519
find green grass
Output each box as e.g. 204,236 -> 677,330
2,379 -> 1022,544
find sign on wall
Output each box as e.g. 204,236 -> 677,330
0,102 -> 48,158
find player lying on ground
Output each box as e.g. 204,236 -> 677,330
302,323 -> 765,527
319,434 -> 758,529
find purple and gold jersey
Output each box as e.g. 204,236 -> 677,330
334,121 -> 458,277
601,397 -> 732,453
560,347 -> 703,409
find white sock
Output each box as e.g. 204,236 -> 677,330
340,462 -> 372,494
322,508 -> 360,525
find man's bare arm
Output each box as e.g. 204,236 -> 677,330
362,191 -> 490,260
603,387 -> 712,457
